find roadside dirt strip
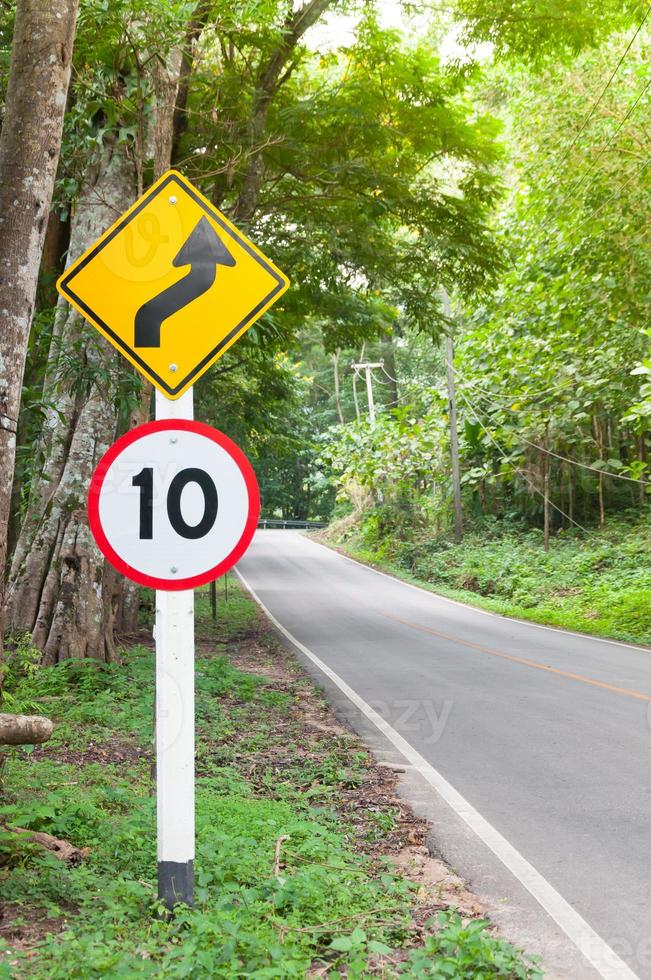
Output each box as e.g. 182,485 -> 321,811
213,610 -> 489,927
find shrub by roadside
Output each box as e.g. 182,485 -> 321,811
322,508 -> 651,645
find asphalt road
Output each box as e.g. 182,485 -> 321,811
237,530 -> 651,979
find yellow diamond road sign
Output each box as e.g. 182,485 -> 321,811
56,170 -> 290,399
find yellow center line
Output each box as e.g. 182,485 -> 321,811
384,612 -> 651,703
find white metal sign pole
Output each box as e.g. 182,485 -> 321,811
154,386 -> 195,909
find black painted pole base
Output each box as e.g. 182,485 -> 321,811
158,860 -> 195,911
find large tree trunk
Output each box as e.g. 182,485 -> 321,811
6,141 -> 136,663
113,383 -> 153,636
8,210 -> 71,557
0,0 -> 78,648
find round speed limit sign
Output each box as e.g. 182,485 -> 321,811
88,420 -> 260,590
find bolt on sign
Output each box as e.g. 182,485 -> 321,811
56,169 -> 289,399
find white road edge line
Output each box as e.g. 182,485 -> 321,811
236,565 -> 640,980
305,534 -> 650,654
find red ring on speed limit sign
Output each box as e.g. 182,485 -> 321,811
88,419 -> 260,590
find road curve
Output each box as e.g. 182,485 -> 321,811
237,530 -> 651,979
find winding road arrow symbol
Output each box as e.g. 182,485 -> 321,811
134,216 -> 236,348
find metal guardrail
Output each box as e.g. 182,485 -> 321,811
257,518 -> 327,530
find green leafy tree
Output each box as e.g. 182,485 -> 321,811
7,1 -> 505,659
452,0 -> 642,60
319,26 -> 651,540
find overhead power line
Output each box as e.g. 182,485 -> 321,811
519,437 -> 651,487
563,156 -> 651,237
456,386 -> 595,537
354,355 -> 650,489
379,363 -> 399,385
452,369 -> 651,488
511,7 -> 651,269
451,364 -> 578,405
553,75 -> 651,216
541,4 -> 651,189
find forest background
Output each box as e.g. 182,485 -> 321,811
0,0 -> 650,661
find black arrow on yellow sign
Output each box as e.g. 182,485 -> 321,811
134,216 -> 236,348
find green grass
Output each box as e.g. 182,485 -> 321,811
0,583 -> 540,978
323,509 -> 651,646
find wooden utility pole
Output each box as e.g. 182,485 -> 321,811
441,291 -> 463,543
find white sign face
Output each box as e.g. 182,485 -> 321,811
88,420 -> 259,590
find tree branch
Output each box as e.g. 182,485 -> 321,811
171,0 -> 213,163
233,0 -> 336,222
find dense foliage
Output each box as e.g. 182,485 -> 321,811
325,508 -> 651,643
2,0 -> 506,530
307,21 -> 651,543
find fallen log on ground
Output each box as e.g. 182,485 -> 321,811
0,713 -> 53,745
1,823 -> 87,864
